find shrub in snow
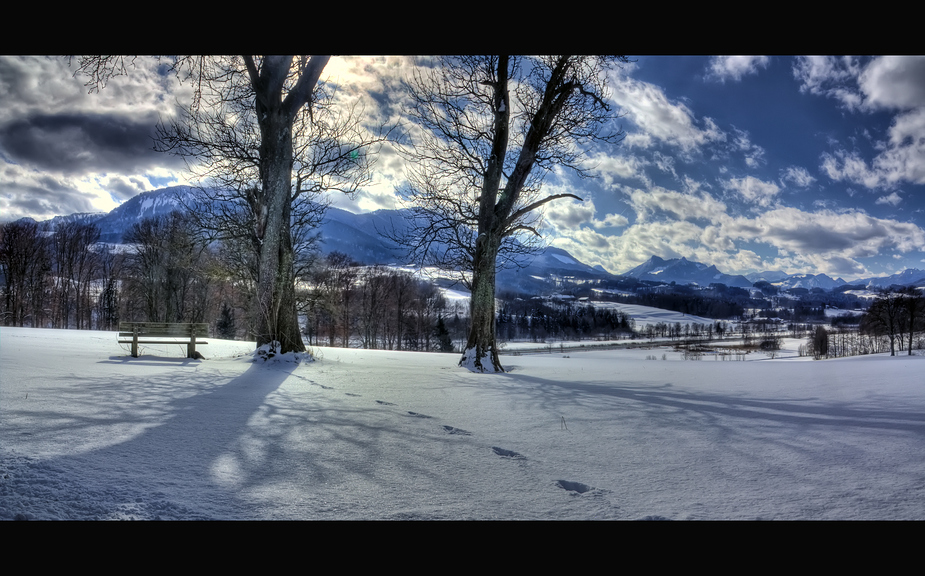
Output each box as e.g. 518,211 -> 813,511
253,341 -> 314,365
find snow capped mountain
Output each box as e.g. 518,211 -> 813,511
772,273 -> 846,291
623,256 -> 752,288
851,268 -> 925,289
745,270 -> 790,284
28,186 -> 925,293
68,186 -> 196,243
32,186 -> 610,287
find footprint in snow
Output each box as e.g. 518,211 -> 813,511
407,411 -> 432,418
344,392 -> 360,397
376,400 -> 397,406
317,384 -> 333,390
556,480 -> 592,494
492,447 -> 525,459
442,425 -> 472,436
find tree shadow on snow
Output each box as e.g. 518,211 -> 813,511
6,358 -> 298,519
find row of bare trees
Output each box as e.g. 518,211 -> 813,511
802,325 -> 924,360
859,288 -> 925,356
798,289 -> 925,359
300,253 -> 459,352
0,216 -> 232,333
2,218 -> 463,352
1,219 -> 113,329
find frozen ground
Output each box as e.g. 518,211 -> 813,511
2,326 -> 925,520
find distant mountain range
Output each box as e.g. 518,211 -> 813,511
24,186 -> 613,292
622,256 -> 753,288
622,255 -> 925,291
20,186 -> 925,293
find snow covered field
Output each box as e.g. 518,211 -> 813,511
3,326 -> 925,520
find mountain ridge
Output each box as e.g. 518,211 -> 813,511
22,186 -> 925,293
27,186 -> 615,292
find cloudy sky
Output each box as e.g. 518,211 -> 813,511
2,55 -> 924,281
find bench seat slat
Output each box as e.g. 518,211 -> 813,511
118,322 -> 210,358
118,340 -> 208,345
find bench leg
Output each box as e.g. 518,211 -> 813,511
188,328 -> 197,359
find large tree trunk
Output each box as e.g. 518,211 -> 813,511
460,232 -> 503,372
458,57 -> 509,373
253,86 -> 306,354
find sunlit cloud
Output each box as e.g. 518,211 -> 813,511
628,186 -> 727,223
725,176 -> 781,208
609,69 -> 725,155
876,192 -> 902,206
792,55 -> 864,110
780,166 -> 816,188
706,56 -> 770,83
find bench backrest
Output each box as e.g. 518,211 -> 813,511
119,322 -> 209,338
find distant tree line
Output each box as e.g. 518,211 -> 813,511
0,216 -> 232,334
1,218 -> 120,330
300,252 -> 461,352
592,283 -> 745,320
801,288 -> 925,359
0,218 -> 466,354
494,297 -> 635,342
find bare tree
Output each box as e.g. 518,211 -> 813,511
76,56 -> 381,355
400,56 -> 627,371
862,290 -> 906,356
95,244 -> 122,331
49,221 -> 100,329
356,265 -> 390,349
897,287 -> 925,356
123,213 -> 210,324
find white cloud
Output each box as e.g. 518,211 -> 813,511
858,56 -> 925,111
799,56 -> 925,189
543,192 -> 631,235
820,150 -> 884,189
585,152 -> 651,187
543,193 -> 596,230
875,107 -> 925,186
875,192 -> 902,206
550,177 -> 925,278
780,166 -> 816,188
792,56 -> 864,110
725,176 -> 780,208
596,213 -> 629,228
706,56 -> 770,83
608,70 -> 725,155
729,127 -> 766,168
727,207 -> 925,261
628,186 -> 727,223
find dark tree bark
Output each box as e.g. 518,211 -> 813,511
240,56 -> 328,353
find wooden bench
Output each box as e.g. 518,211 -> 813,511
119,322 -> 209,358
